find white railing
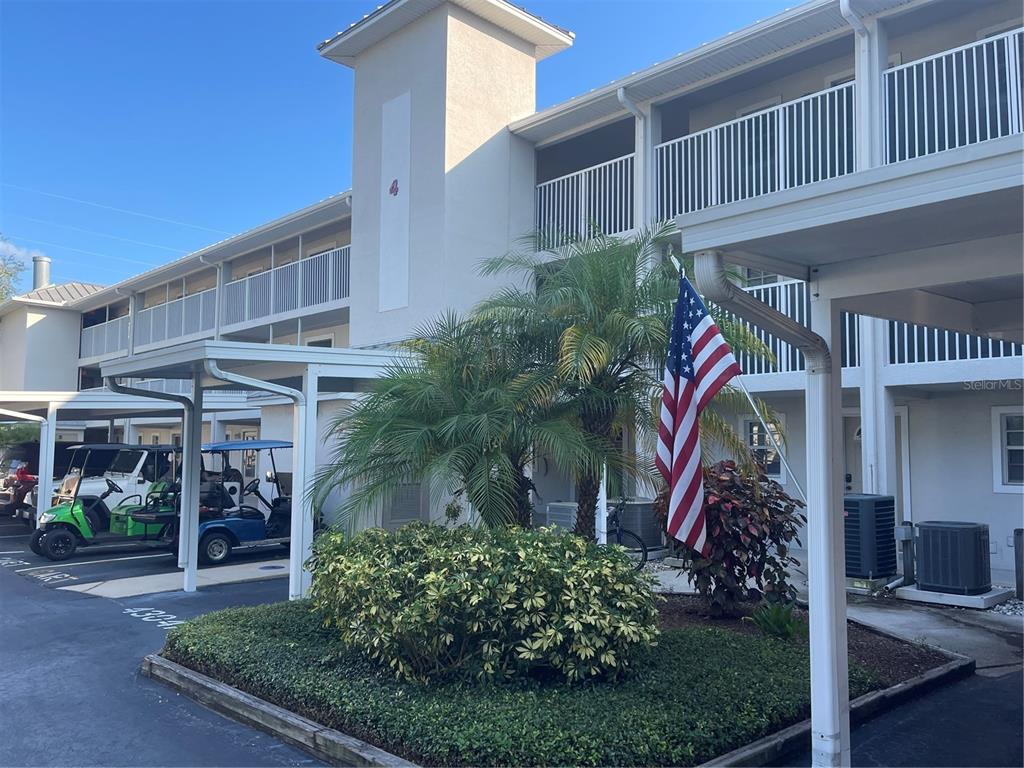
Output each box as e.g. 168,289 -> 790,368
885,28 -> 1023,164
135,286 -> 217,349
733,280 -> 863,374
656,82 -> 856,220
888,322 -> 1023,365
79,316 -> 129,360
222,245 -> 350,327
535,154 -> 634,246
132,378 -> 192,395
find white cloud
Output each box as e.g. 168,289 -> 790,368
0,236 -> 47,266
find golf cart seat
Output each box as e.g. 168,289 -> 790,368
130,508 -> 178,525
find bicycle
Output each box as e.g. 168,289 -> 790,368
606,498 -> 648,571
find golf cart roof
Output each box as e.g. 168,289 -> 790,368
68,443 -> 178,451
201,439 -> 292,452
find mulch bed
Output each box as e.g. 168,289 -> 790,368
657,593 -> 950,687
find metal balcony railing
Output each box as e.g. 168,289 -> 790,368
535,154 -> 635,247
135,286 -> 217,349
884,28 -> 1023,164
79,316 -> 129,360
222,245 -> 350,327
656,82 -> 856,221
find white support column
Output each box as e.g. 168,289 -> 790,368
180,373 -> 203,593
214,263 -> 225,341
36,405 -> 57,528
853,17 -> 889,170
858,316 -> 897,495
807,296 -> 851,768
288,364 -> 318,599
595,464 -> 608,545
127,293 -> 138,356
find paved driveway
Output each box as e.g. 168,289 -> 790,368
0,517 -> 318,767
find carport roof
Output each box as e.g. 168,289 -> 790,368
100,340 -> 402,392
0,390 -> 186,421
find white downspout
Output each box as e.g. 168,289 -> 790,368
840,0 -> 868,37
694,250 -> 850,768
203,360 -> 311,600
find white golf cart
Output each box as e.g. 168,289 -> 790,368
21,443 -> 177,527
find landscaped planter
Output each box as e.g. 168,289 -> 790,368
148,597 -> 971,767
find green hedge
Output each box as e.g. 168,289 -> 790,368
163,601 -> 876,767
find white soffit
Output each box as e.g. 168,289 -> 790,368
511,0 -> 928,146
318,0 -> 574,66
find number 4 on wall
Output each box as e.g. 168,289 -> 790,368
389,179 -> 399,197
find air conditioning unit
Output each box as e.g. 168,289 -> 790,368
538,502 -> 577,532
537,500 -> 663,550
916,521 -> 991,595
844,494 -> 897,579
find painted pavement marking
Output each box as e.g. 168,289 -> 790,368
14,552 -> 170,572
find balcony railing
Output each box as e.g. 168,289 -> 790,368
656,82 -> 856,221
535,30 -> 1023,234
135,286 -> 217,350
884,28 -> 1023,164
222,246 -> 350,327
888,322 -> 1023,365
732,281 -> 860,375
79,316 -> 129,360
535,154 -> 634,246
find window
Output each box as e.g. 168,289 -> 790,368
992,407 -> 1024,493
741,415 -> 786,481
304,333 -> 334,348
744,269 -> 778,287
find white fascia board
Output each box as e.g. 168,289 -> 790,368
678,136 -> 1023,256
881,356 -> 1024,387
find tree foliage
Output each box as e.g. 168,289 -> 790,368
0,235 -> 27,303
314,312 -> 605,529
655,460 -> 806,617
478,223 -> 779,539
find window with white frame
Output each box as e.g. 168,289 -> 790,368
992,407 -> 1024,493
741,415 -> 785,481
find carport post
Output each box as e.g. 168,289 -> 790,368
291,365 -> 319,599
181,372 -> 204,593
693,250 -> 851,768
806,296 -> 851,768
36,404 -> 57,528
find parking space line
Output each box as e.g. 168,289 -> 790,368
14,553 -> 171,572
0,534 -> 29,539
0,550 -> 26,554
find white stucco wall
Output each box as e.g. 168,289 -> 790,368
0,306 -> 81,391
348,4 -> 537,349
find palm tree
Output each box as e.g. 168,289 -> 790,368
313,312 -> 604,530
478,222 -> 778,540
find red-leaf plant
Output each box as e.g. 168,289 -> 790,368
654,460 -> 807,617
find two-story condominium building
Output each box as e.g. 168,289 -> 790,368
2,0 -> 1020,762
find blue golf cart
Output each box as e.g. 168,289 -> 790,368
150,439 -> 294,565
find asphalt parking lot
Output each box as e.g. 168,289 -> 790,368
0,515 -> 315,767
0,517 -> 288,592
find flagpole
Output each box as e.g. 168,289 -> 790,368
735,376 -> 807,504
670,250 -> 807,504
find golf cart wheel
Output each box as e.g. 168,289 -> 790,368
43,529 -> 77,561
29,529 -> 47,556
199,532 -> 232,565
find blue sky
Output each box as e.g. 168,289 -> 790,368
0,0 -> 793,291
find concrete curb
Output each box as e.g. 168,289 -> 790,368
697,625 -> 976,767
141,654 -> 418,767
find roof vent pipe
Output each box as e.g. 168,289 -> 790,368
32,256 -> 51,290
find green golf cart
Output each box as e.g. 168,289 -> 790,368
30,446 -> 181,561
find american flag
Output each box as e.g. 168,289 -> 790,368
656,276 -> 741,555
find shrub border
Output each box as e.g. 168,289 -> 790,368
142,620 -> 974,768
